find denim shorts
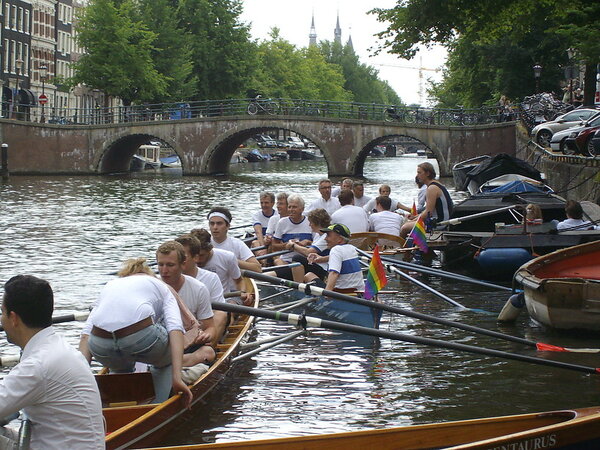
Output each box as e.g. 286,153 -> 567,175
89,323 -> 172,372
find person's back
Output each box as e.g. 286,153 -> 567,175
0,275 -> 104,449
13,328 -> 105,448
369,210 -> 402,236
330,190 -> 369,234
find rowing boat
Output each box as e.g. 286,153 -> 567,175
142,406 -> 600,449
514,240 -> 600,331
349,231 -> 406,252
100,278 -> 259,449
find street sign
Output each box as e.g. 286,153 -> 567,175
38,94 -> 48,105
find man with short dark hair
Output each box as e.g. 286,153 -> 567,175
330,190 -> 369,234
0,275 -> 104,449
306,179 -> 341,215
207,207 -> 262,273
369,196 -> 403,236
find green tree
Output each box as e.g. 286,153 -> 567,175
319,40 -> 402,104
372,0 -> 599,106
133,0 -> 197,102
177,0 -> 256,99
73,0 -> 168,106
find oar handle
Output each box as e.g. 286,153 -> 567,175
0,311 -> 90,332
437,205 -> 520,226
212,302 -> 600,376
256,250 -> 290,261
261,262 -> 301,272
252,245 -> 268,252
230,223 -> 253,230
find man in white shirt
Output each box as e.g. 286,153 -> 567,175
271,194 -> 311,282
308,224 -> 365,292
251,192 -> 276,247
175,234 -> 229,345
352,181 -> 372,208
157,241 -> 216,366
0,275 -> 104,449
556,200 -> 595,231
363,184 -> 411,216
190,228 -> 254,307
331,178 -> 353,197
331,190 -> 369,234
208,207 -> 262,273
306,179 -> 341,215
369,196 -> 404,236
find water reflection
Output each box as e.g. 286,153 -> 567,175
1,157 -> 599,446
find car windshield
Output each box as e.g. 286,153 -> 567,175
563,110 -> 596,121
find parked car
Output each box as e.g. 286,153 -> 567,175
550,113 -> 600,154
255,134 -> 277,148
590,129 -> 600,157
276,140 -> 291,149
566,124 -> 600,156
286,136 -> 305,148
531,108 -> 600,147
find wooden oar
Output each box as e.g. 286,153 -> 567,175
212,301 -> 600,375
357,257 -> 471,311
371,253 -> 512,292
436,205 -> 520,227
230,223 -> 253,230
255,249 -> 290,261
241,270 -> 600,354
261,262 -> 301,272
0,311 -> 90,333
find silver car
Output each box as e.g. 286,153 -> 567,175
550,113 -> 600,153
531,108 -> 599,147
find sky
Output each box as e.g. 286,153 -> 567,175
240,0 -> 447,106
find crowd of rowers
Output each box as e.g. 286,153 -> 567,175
0,161 -> 454,448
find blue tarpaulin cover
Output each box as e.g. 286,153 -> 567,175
488,180 -> 550,193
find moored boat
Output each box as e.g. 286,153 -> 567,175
452,154 -> 491,191
514,240 -> 600,331
101,278 -> 259,449
142,406 -> 600,449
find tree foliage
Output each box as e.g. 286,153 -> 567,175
73,0 -> 168,105
372,0 -> 599,106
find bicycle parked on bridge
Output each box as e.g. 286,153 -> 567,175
247,95 -> 280,115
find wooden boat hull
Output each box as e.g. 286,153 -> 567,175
142,406 -> 600,449
514,240 -> 600,331
101,278 -> 259,449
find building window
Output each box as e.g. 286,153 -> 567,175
18,7 -> 23,32
11,39 -> 16,73
12,5 -> 17,30
4,4 -> 10,29
24,43 -> 29,75
3,39 -> 9,72
25,10 -> 30,34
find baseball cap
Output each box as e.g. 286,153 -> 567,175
320,223 -> 351,239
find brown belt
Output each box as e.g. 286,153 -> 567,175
91,316 -> 153,339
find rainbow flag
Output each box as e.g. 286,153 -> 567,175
364,245 -> 388,300
410,201 -> 417,216
409,215 -> 429,252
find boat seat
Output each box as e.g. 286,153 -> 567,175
95,371 -> 155,407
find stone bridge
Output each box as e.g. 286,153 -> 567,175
0,115 -> 516,177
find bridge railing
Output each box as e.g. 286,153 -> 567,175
1,98 -> 510,126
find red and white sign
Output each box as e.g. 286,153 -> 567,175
38,94 -> 48,105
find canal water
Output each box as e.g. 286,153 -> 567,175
1,156 -> 600,446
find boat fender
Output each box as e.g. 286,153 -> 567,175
497,293 -> 525,322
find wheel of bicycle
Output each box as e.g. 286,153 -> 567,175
404,110 -> 417,124
247,103 -> 259,115
265,101 -> 278,115
384,108 -> 394,122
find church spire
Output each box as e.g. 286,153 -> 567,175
309,11 -> 317,46
334,11 -> 342,44
347,26 -> 354,51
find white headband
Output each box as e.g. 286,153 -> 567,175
208,212 -> 230,224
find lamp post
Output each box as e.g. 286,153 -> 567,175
566,49 -> 575,104
13,58 -> 23,119
533,64 -> 542,94
40,65 -> 48,123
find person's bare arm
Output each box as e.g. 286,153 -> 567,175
198,317 -> 216,344
78,334 -> 92,363
169,330 -> 193,409
238,256 -> 261,273
325,271 -> 339,291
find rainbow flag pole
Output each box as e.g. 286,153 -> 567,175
409,215 -> 429,253
364,245 -> 388,300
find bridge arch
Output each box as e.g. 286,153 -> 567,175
93,131 -> 181,173
201,121 -> 331,175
